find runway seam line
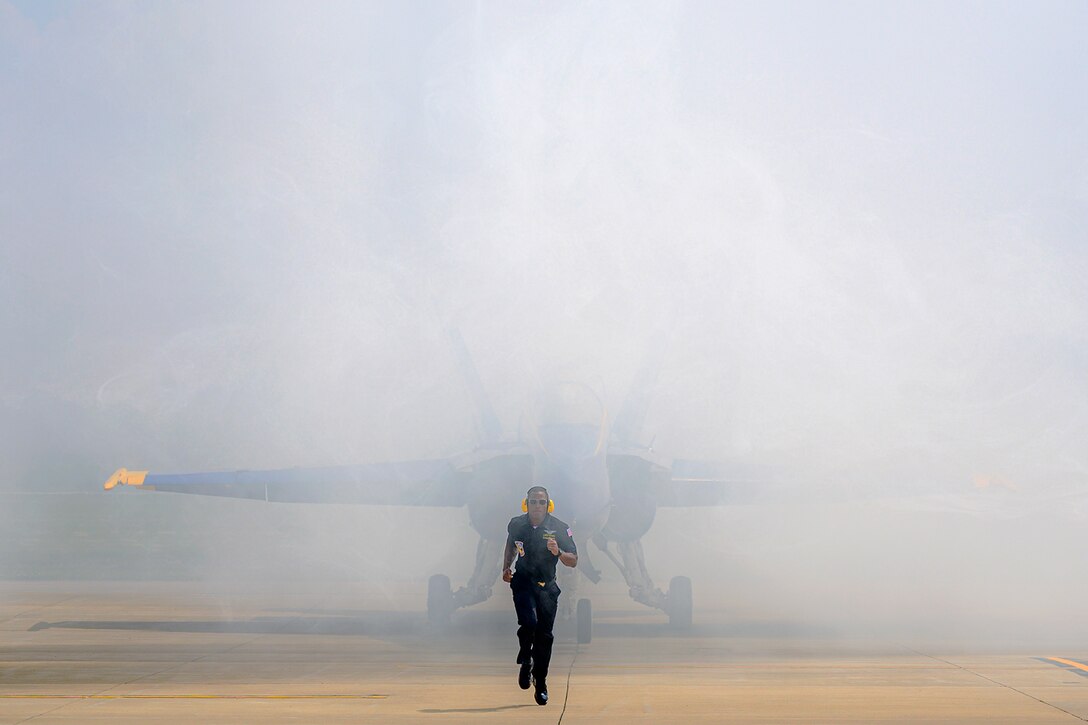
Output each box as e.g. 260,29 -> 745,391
906,647 -> 1088,723
556,644 -> 579,725
1,595 -> 81,628
9,599 -> 99,725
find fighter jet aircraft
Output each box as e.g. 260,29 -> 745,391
104,330 -> 764,642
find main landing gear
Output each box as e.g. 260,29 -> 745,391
591,535 -> 694,629
427,537 -> 504,625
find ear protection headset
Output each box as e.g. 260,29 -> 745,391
521,491 -> 555,513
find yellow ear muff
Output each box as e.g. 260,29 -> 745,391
521,498 -> 556,513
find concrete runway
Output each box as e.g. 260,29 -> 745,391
2,581 -> 1088,724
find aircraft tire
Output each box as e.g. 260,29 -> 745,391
427,574 -> 453,625
576,598 -> 592,644
667,576 -> 692,629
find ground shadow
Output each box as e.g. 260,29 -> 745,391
419,704 -> 537,714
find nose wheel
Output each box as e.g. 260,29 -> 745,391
667,576 -> 692,629
427,574 -> 453,624
576,598 -> 592,643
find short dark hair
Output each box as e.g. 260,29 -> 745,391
527,485 -> 548,499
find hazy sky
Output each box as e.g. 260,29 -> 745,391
2,1 -> 1087,645
1,0 -> 1085,497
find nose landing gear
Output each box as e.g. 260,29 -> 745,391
576,598 -> 592,643
427,574 -> 453,625
667,576 -> 692,629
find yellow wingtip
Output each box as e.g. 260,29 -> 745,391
104,468 -> 148,490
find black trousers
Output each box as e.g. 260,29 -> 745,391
511,576 -> 560,682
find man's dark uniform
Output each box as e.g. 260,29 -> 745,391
506,512 -> 577,684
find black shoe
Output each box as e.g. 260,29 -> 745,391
518,662 -> 532,690
534,679 -> 548,706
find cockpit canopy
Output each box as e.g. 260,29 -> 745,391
530,382 -> 606,460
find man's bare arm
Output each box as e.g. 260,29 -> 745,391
502,540 -> 517,582
559,551 -> 578,568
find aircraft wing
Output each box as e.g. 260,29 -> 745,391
104,442 -> 534,506
608,448 -> 781,507
104,457 -> 482,506
656,458 -> 779,506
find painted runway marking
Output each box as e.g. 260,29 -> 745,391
1044,657 -> 1088,677
0,694 -> 388,700
904,648 -> 1088,723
